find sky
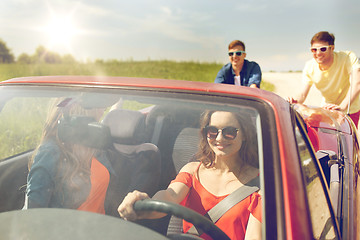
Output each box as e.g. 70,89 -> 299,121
0,0 -> 359,72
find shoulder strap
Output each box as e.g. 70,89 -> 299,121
187,176 -> 260,236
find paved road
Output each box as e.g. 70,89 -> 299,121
263,72 -> 322,106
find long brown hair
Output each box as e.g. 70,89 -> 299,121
196,110 -> 258,168
29,98 -> 101,206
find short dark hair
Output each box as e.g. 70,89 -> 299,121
228,40 -> 246,51
311,31 -> 335,45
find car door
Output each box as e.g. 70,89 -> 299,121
335,123 -> 360,239
294,112 -> 341,239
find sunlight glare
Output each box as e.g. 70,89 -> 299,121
45,15 -> 79,47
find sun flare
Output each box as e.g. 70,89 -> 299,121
44,15 -> 79,48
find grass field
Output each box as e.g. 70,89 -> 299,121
0,61 -> 274,91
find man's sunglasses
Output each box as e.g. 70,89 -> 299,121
228,51 -> 245,57
203,126 -> 239,140
310,46 -> 331,53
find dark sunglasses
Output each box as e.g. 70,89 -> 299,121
228,51 -> 245,57
204,126 -> 239,140
310,46 -> 331,53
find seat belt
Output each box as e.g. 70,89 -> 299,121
187,176 -> 260,236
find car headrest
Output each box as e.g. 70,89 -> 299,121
102,109 -> 146,145
146,105 -> 200,127
58,116 -> 112,149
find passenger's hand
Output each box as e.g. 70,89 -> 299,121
322,103 -> 340,111
118,190 -> 149,221
287,97 -> 298,104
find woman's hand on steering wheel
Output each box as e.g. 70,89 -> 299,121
117,190 -> 149,221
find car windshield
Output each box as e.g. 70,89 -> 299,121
0,85 -> 262,159
0,84 -> 265,239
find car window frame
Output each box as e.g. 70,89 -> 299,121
294,110 -> 341,238
337,128 -> 359,239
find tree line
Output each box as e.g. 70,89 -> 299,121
0,39 -> 77,64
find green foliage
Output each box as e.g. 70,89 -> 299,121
0,39 -> 15,63
13,45 -> 78,64
0,40 -> 274,89
0,61 -> 274,91
260,80 -> 275,92
0,98 -> 50,159
17,53 -> 32,64
122,100 -> 153,111
91,60 -> 223,83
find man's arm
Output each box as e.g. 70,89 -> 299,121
287,83 -> 312,104
337,67 -> 360,112
247,63 -> 261,88
214,67 -> 226,83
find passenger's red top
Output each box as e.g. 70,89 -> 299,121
77,157 -> 110,214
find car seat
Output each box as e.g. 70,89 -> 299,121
145,105 -> 201,236
102,109 -> 161,217
146,105 -> 201,186
172,127 -> 200,172
167,126 -> 201,236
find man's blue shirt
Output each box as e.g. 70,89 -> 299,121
214,60 -> 262,87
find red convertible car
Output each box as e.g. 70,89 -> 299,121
0,76 -> 358,239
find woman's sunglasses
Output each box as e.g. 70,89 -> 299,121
228,51 -> 245,57
310,46 -> 331,53
204,126 -> 239,140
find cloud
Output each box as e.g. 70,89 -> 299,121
77,2 -> 112,16
2,0 -> 359,72
97,5 -> 222,48
233,0 -> 268,12
160,6 -> 172,16
296,52 -> 311,61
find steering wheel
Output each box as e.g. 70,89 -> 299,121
134,199 -> 230,240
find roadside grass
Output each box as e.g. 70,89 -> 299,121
0,61 -> 274,91
0,98 -> 49,159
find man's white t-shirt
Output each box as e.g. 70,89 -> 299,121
234,75 -> 241,86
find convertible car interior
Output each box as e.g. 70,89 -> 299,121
0,93 -> 225,235
0,80 -> 358,239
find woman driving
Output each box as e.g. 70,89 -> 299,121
118,110 -> 261,239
